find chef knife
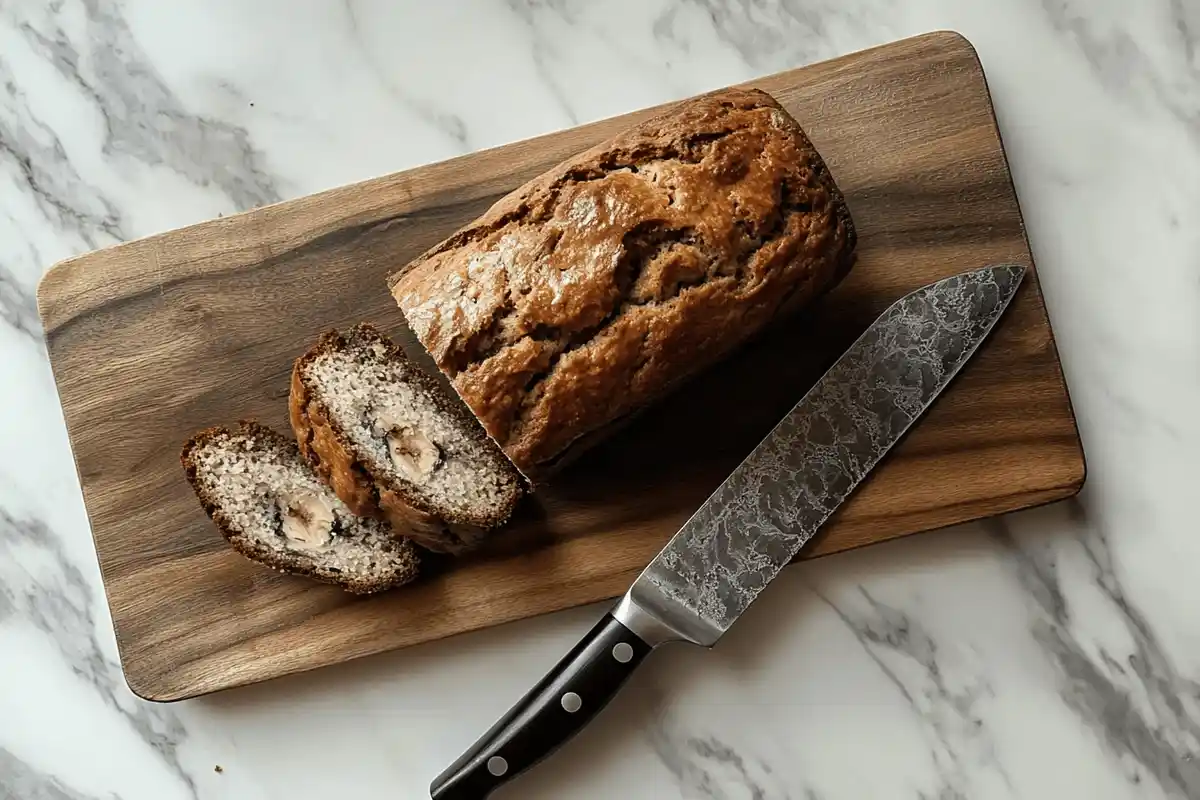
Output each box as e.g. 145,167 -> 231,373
431,264 -> 1027,799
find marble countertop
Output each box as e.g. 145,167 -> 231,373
3,1 -> 1198,798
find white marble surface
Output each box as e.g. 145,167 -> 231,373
2,0 -> 1198,797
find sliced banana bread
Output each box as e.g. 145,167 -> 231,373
182,421 -> 420,594
290,324 -> 524,554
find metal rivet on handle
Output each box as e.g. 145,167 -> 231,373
487,756 -> 508,777
561,692 -> 582,713
612,642 -> 633,663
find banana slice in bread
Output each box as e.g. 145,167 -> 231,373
290,324 -> 524,554
182,421 -> 420,594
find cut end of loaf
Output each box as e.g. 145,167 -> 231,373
182,422 -> 420,594
294,325 -> 524,541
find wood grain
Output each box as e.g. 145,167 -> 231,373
37,31 -> 1084,702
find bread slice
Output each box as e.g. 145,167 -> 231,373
182,421 -> 420,594
289,324 -> 525,554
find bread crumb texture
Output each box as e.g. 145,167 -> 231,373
185,424 -> 418,590
302,329 -> 521,518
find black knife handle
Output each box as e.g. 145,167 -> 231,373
430,612 -> 653,799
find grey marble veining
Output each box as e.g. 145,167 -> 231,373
820,587 -> 1011,799
991,502 -> 1200,797
0,747 -> 105,800
344,2 -> 471,150
671,0 -> 893,71
649,728 -> 793,799
2,0 -> 1198,798
503,0 -> 585,125
0,57 -> 123,249
1040,0 -> 1200,144
6,0 -> 278,228
0,510 -> 197,799
0,261 -> 38,342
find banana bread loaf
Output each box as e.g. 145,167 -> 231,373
389,87 -> 856,480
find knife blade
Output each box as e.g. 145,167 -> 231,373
431,264 -> 1027,799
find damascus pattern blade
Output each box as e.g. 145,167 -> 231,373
624,264 -> 1026,647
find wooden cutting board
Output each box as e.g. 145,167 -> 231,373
37,31 -> 1084,701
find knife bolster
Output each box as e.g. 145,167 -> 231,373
613,590 -> 698,647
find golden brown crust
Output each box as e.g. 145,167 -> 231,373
290,362 -> 381,516
180,421 -> 420,595
389,87 -> 857,480
289,325 -> 523,554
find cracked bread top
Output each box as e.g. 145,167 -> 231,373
388,87 -> 857,478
